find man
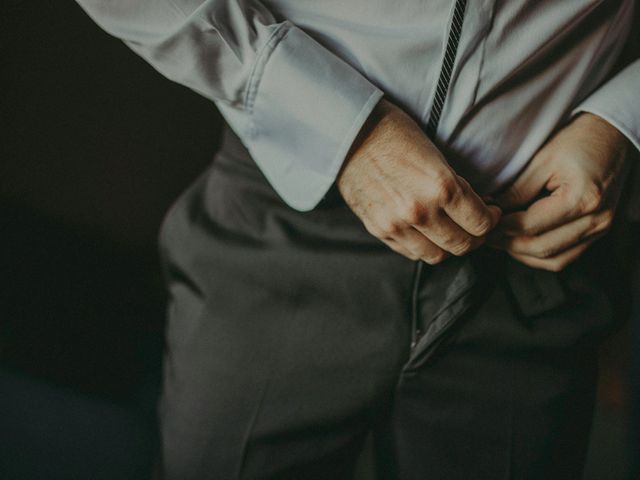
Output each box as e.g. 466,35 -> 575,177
76,0 -> 639,478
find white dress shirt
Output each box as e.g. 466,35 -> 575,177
76,0 -> 639,211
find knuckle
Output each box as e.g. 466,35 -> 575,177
532,245 -> 553,259
450,238 -> 473,256
434,251 -> 449,264
597,209 -> 614,231
521,237 -> 553,258
405,252 -> 420,261
433,174 -> 458,205
556,183 -> 580,208
471,216 -> 492,236
520,224 -> 539,237
561,189 -> 583,217
414,244 -> 433,259
402,200 -> 428,225
416,251 -> 433,262
438,233 -> 458,250
364,222 -> 384,238
579,184 -> 604,213
424,251 -> 448,265
378,219 -> 402,236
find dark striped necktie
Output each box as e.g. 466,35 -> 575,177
426,0 -> 468,138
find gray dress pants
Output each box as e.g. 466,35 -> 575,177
156,123 -> 621,479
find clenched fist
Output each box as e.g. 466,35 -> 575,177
336,98 -> 501,264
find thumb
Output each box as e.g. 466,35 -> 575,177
495,155 -> 549,211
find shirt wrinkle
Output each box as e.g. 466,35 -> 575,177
75,0 -> 640,211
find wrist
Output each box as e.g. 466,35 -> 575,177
576,112 -> 631,156
337,97 -> 393,190
344,97 -> 392,158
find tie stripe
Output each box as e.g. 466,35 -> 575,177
426,0 -> 468,138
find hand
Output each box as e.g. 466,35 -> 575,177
336,98 -> 501,264
489,112 -> 632,272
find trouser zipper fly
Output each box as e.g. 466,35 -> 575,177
410,261 -> 424,350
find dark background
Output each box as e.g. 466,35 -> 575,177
1,2 -> 637,479
2,2 -> 220,478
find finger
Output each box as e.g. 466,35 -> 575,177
412,210 -> 485,256
393,226 -> 450,264
497,183 -> 585,236
441,176 -> 502,237
489,209 -> 613,259
379,236 -> 416,260
494,153 -> 548,211
506,236 -> 598,272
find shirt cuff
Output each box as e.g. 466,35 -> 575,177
242,22 -> 384,211
570,60 -> 640,155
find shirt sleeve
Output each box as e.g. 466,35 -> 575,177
75,0 -> 384,211
570,59 -> 640,154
